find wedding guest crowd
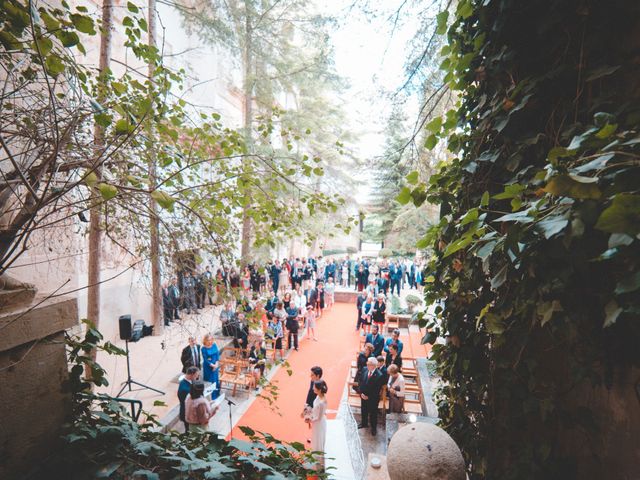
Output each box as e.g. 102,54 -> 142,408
172,252 -> 423,474
163,255 -> 425,326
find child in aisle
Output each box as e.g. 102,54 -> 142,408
325,276 -> 335,310
305,304 -> 318,341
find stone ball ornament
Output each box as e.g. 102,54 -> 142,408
386,423 -> 466,480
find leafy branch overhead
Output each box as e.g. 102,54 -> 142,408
0,0 -> 348,275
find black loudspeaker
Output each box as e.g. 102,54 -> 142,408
131,319 -> 145,342
119,314 -> 132,340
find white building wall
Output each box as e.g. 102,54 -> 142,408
6,0 -> 245,340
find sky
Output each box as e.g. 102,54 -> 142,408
327,1 -> 423,161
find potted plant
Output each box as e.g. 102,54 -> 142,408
405,293 -> 423,313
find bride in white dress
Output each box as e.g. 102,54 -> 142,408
309,380 -> 328,470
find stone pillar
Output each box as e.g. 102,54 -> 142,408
0,296 -> 78,479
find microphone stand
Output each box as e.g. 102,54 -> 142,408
226,397 -> 236,438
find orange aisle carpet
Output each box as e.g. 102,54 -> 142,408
230,301 -> 361,443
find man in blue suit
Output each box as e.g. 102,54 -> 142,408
178,366 -> 199,432
365,324 -> 385,357
389,261 -> 402,296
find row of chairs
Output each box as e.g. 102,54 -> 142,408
347,357 -> 424,416
218,315 -> 312,396
218,348 -> 255,396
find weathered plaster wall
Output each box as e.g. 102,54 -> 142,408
0,297 -> 78,479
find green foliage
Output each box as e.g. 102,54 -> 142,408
404,293 -> 423,306
416,1 -> 640,479
42,323 -> 323,479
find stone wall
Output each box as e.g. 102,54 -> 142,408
0,297 -> 78,479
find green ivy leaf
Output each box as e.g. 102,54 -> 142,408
608,233 -> 634,249
603,300 -> 622,328
493,184 -> 525,200
127,1 -> 139,13
595,123 -> 617,139
595,194 -> 640,235
490,264 -> 508,289
538,300 -> 562,326
585,65 -> 620,82
547,146 -> 577,162
574,153 -> 614,173
443,235 -> 474,257
132,471 -> 159,480
544,174 -> 601,199
536,215 -> 569,239
485,314 -> 505,334
615,271 -> 640,295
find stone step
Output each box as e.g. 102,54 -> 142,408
334,289 -> 359,304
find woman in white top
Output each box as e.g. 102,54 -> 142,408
387,364 -> 406,413
308,379 -> 328,470
293,287 -> 307,313
324,277 -> 335,309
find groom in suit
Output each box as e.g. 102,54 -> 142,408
357,357 -> 384,435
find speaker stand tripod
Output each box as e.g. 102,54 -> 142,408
116,340 -> 165,397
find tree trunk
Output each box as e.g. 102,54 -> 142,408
239,13 -> 253,265
86,0 -> 113,377
148,0 -> 163,335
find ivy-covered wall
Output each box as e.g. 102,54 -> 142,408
413,1 -> 640,479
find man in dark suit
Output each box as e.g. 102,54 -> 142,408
162,281 -> 173,326
356,292 -> 365,332
305,366 -> 323,408
365,324 -> 385,357
270,260 -> 282,294
357,357 -> 384,435
389,261 -> 402,296
177,366 -> 199,432
168,277 -> 181,320
180,336 -> 202,373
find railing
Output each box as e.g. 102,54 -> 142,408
78,393 -> 143,422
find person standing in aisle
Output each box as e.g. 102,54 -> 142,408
308,380 -> 328,471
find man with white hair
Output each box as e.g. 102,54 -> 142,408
356,356 -> 384,436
